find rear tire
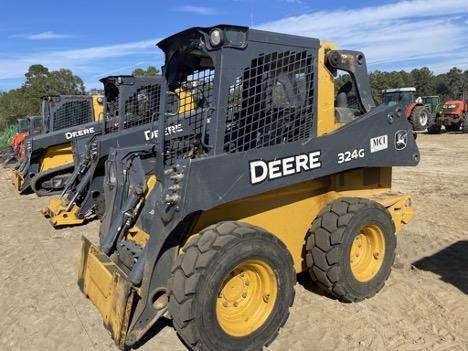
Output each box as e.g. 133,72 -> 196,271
306,197 -> 396,302
409,106 -> 429,131
427,113 -> 441,134
463,114 -> 468,133
168,221 -> 296,351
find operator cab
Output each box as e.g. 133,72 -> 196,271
16,118 -> 29,133
382,87 -> 415,109
28,116 -> 43,135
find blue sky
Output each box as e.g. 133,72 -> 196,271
1,0 -> 467,91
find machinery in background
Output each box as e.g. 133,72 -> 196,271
12,95 -> 104,196
382,87 -> 431,131
428,99 -> 467,134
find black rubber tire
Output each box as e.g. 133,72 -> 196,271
409,105 -> 430,131
463,114 -> 468,133
167,221 -> 296,351
427,113 -> 441,134
445,122 -> 461,132
305,197 -> 396,302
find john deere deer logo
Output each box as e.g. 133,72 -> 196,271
394,130 -> 408,150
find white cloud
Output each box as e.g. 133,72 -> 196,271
0,38 -> 162,81
13,31 -> 77,40
258,0 -> 468,71
174,5 -> 220,15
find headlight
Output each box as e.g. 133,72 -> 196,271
209,28 -> 224,47
448,104 -> 457,109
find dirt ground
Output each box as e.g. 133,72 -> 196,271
0,133 -> 467,351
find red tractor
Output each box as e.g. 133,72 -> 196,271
382,87 -> 430,131
427,100 -> 468,134
2,116 -> 43,166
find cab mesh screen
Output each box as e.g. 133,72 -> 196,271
163,69 -> 215,165
123,84 -> 162,130
104,91 -> 120,133
224,50 -> 315,153
52,100 -> 93,131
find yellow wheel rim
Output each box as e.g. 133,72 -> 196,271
216,259 -> 277,337
350,225 -> 386,282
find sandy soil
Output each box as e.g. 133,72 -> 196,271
0,133 -> 467,351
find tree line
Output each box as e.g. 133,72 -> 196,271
1,64 -> 466,131
0,65 -> 160,130
337,67 -> 468,104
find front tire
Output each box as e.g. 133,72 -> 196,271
445,122 -> 461,132
306,197 -> 396,302
168,221 -> 296,351
409,106 -> 429,131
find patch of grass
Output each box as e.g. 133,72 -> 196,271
0,125 -> 18,148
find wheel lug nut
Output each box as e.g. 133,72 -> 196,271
373,252 -> 380,259
242,293 -> 247,298
223,302 -> 228,307
240,272 -> 245,277
244,280 -> 250,286
263,294 -> 270,303
233,302 -> 238,307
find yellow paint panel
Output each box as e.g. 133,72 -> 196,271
92,95 -> 104,121
44,197 -> 84,227
176,88 -> 196,113
191,169 -> 413,273
145,175 -> 157,199
127,226 -> 149,247
39,144 -> 74,172
78,239 -> 135,348
12,170 -> 23,191
316,41 -> 339,136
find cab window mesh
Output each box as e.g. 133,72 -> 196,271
52,100 -> 93,131
224,50 -> 315,153
164,69 -> 215,165
123,84 -> 162,129
104,88 -> 120,133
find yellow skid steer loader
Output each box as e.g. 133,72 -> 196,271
78,25 -> 419,351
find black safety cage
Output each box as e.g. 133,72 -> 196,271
41,95 -> 94,133
100,76 -> 165,135
157,26 -> 319,167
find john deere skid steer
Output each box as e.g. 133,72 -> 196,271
13,95 -> 103,196
78,25 -> 419,351
43,75 -> 190,226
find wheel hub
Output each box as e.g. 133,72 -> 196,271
350,225 -> 386,282
216,260 -> 277,337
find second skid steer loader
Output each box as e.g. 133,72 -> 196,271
13,95 -> 103,196
43,75 -> 193,226
78,25 -> 419,351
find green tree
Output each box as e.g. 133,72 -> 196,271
445,67 -> 466,100
410,67 -> 434,97
132,66 -> 160,77
0,65 -> 86,130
